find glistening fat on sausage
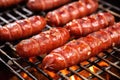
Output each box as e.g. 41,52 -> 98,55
16,27 -> 70,57
0,16 -> 46,41
15,12 -> 115,58
27,0 -> 70,11
42,22 -> 120,71
65,12 -> 115,37
46,0 -> 98,26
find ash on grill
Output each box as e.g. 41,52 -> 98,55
0,0 -> 120,80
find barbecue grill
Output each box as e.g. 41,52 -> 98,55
0,0 -> 120,80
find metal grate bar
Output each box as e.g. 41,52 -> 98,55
57,72 -> 70,80
98,0 -> 120,11
99,5 -> 120,18
68,68 -> 88,80
93,61 -> 120,80
21,7 -> 33,16
113,47 -> 120,52
16,61 -> 41,73
105,69 -> 120,79
0,58 -> 25,80
87,56 -> 120,80
58,57 -> 102,80
64,66 -> 84,78
0,49 -> 38,80
6,12 -> 18,21
109,51 -> 120,61
13,9 -> 28,18
80,65 -> 105,80
25,60 -> 53,80
0,16 -> 9,24
5,42 -> 16,51
97,54 -> 120,70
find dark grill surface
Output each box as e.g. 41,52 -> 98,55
0,0 -> 120,80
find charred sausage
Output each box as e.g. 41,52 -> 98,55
0,0 -> 22,7
16,27 -> 70,57
42,22 -> 120,71
0,16 -> 46,41
65,12 -> 115,37
27,0 -> 70,11
46,0 -> 98,26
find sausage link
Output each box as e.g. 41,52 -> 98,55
27,0 -> 70,11
0,0 -> 22,7
46,0 -> 98,26
65,12 -> 115,37
42,22 -> 120,71
0,16 -> 46,41
16,27 -> 70,57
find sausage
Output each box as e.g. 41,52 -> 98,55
0,16 -> 46,41
16,27 -> 70,57
42,22 -> 120,71
27,0 -> 70,11
0,0 -> 22,7
46,0 -> 98,26
65,12 -> 115,37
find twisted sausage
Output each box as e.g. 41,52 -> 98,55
16,27 -> 70,57
0,16 -> 46,41
65,12 -> 115,37
0,0 -> 22,7
27,0 -> 70,11
42,22 -> 120,71
46,0 -> 98,26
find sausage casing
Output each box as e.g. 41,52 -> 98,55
42,22 -> 120,71
65,12 -> 115,37
0,16 -> 46,41
16,27 -> 70,57
0,0 -> 22,7
27,0 -> 70,11
46,0 -> 98,26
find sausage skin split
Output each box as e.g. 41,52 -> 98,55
65,12 -> 115,37
27,0 -> 70,11
46,0 -> 98,26
42,22 -> 120,71
0,16 -> 46,41
16,27 -> 70,57
0,0 -> 22,7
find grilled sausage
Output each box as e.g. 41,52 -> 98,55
16,27 -> 70,57
0,16 -> 46,41
46,0 -> 98,26
27,0 -> 70,11
42,22 -> 120,71
65,12 -> 115,37
0,0 -> 22,7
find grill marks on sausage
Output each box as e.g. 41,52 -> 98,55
42,22 -> 120,71
16,27 -> 70,57
65,12 -> 115,37
0,16 -> 46,41
46,0 -> 98,26
27,0 -> 70,11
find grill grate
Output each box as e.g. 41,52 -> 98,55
0,0 -> 120,80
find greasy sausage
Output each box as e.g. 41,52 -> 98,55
65,12 -> 115,37
27,0 -> 70,11
46,0 -> 98,26
42,22 -> 120,71
16,27 -> 70,57
0,0 -> 22,7
0,16 -> 46,41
